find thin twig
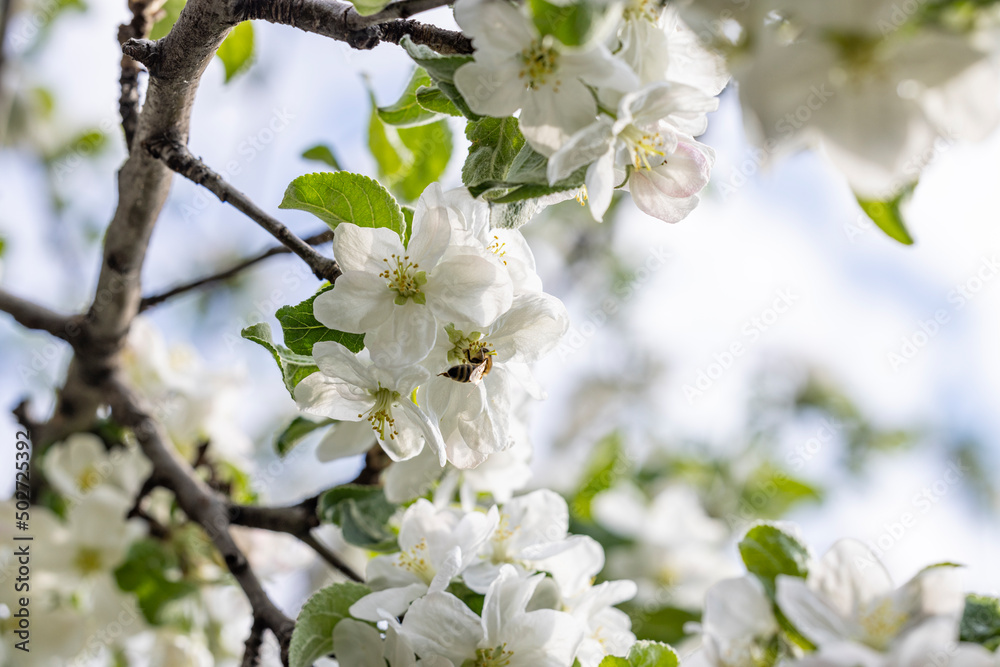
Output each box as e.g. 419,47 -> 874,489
107,379 -> 295,661
118,0 -> 165,149
358,0 -> 454,25
0,290 -> 81,343
228,497 -> 364,582
139,230 -> 333,311
241,619 -> 267,667
145,136 -> 341,283
300,532 -> 364,582
230,0 -> 472,54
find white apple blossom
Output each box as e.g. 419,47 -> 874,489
419,292 -> 569,468
42,432 -> 152,503
737,1 -> 1000,198
564,580 -> 639,667
400,565 -> 583,666
295,341 -> 446,464
381,429 -> 533,508
122,317 -> 252,463
453,0 -> 638,155
775,540 -> 964,654
314,189 -> 513,367
592,484 -> 738,608
684,576 -> 779,667
548,82 -> 716,222
614,0 -> 729,96
463,489 -> 603,595
350,499 -> 498,621
426,185 -> 543,295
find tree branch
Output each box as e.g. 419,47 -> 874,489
0,290 -> 81,343
139,230 -> 334,311
228,497 -> 364,582
145,136 -> 342,283
360,0 -> 454,25
241,619 -> 267,667
118,0 -> 165,149
107,378 -> 295,662
232,0 -> 472,54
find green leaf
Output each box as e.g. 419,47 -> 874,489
600,658 -> 631,667
369,97 -> 453,202
738,523 -> 810,596
0,237 -> 6,257
856,185 -> 916,245
347,0 -> 390,16
150,0 -> 185,40
446,580 -> 486,616
961,594 -> 1000,649
240,323 -> 319,397
741,463 -> 823,519
622,603 -> 699,646
626,641 -> 680,667
216,22 -> 254,82
378,68 -> 444,127
402,206 -> 415,247
468,141 -> 586,201
529,0 -> 606,46
114,539 -> 199,625
318,485 -> 399,551
415,85 -> 463,117
400,35 -> 479,119
570,431 -> 629,521
302,144 -> 342,170
289,582 -> 372,667
276,284 -> 365,356
275,416 -> 334,457
462,117 -> 526,189
279,171 -> 404,235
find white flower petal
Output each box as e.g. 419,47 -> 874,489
313,272 -> 395,334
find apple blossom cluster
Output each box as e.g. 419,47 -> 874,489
682,0 -> 1000,201
684,524 -> 994,667
322,490 -> 639,667
451,0 -> 727,223
294,184 -> 569,480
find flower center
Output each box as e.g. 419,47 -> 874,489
76,464 -> 101,494
857,598 -> 908,650
623,0 -> 659,23
472,644 -> 514,667
621,125 -> 668,171
575,185 -> 589,206
380,254 -> 427,306
397,538 -> 436,584
74,547 -> 104,575
360,386 -> 401,441
488,235 -> 508,265
518,38 -> 560,89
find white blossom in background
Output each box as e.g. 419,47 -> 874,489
122,317 -> 252,463
592,483 -> 739,608
776,540 -> 964,655
736,0 -> 1000,198
454,0 -> 638,155
42,432 -> 152,503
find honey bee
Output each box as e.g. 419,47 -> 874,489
439,348 -> 494,384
